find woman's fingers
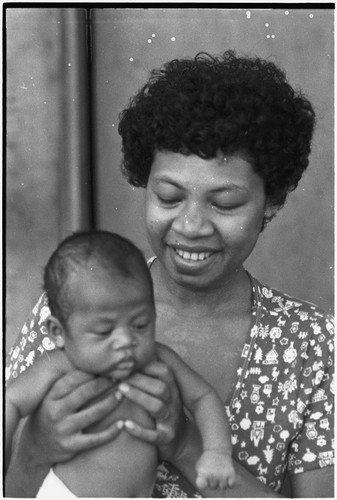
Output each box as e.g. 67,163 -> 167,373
65,420 -> 124,452
123,420 -> 159,444
63,388 -> 122,433
120,361 -> 175,419
119,360 -> 184,456
141,359 -> 174,380
118,381 -> 168,420
47,370 -> 99,399
28,372 -> 123,463
51,371 -> 113,404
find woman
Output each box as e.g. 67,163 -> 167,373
6,51 -> 334,498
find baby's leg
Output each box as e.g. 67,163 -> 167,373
54,398 -> 158,497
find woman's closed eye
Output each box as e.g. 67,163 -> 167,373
211,202 -> 241,213
157,195 -> 181,206
210,194 -> 246,213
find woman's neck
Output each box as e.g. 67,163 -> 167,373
151,260 -> 252,318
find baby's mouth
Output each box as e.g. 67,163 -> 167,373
116,359 -> 135,369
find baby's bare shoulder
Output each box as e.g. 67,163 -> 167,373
154,342 -> 189,375
155,342 -> 179,363
41,347 -> 74,374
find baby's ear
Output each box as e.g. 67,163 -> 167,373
47,315 -> 66,348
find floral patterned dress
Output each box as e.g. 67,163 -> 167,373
6,272 -> 334,498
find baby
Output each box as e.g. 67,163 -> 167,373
6,230 -> 235,497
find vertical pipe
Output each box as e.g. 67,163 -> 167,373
59,8 -> 93,239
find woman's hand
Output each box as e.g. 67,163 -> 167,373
118,359 -> 187,462
23,370 -> 124,463
6,369 -> 124,497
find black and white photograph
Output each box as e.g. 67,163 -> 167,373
5,5 -> 334,498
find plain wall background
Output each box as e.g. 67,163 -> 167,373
6,9 -> 62,351
6,8 -> 93,352
6,7 -> 334,353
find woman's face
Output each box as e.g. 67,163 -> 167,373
145,151 -> 271,290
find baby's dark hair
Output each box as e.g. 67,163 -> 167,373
119,50 -> 315,221
43,230 -> 154,325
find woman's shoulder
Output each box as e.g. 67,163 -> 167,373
6,293 -> 56,382
253,275 -> 334,325
251,275 -> 334,352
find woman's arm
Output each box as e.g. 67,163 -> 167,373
290,467 -> 334,498
5,417 -> 55,497
5,371 -> 123,497
203,454 -> 334,497
5,349 -> 74,471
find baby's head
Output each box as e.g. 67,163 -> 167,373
44,230 -> 156,380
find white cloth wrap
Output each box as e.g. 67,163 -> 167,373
37,468 -> 76,499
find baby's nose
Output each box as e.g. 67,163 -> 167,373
112,327 -> 134,350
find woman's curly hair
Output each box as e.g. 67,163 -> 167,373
118,50 -> 315,215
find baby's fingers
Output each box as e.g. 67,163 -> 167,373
227,471 -> 236,488
195,474 -> 209,491
208,476 -> 220,490
214,473 -> 236,490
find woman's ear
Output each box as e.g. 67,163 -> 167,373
47,315 -> 66,349
264,201 -> 279,221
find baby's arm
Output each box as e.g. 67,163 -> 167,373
5,349 -> 73,472
156,343 -> 235,491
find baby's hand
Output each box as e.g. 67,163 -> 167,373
195,449 -> 236,490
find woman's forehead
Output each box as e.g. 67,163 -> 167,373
149,151 -> 262,191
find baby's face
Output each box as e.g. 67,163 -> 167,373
62,266 -> 156,380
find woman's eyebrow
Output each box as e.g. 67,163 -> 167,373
153,177 -> 182,189
153,176 -> 248,193
209,184 -> 248,194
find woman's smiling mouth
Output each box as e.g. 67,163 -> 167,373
174,248 -> 214,262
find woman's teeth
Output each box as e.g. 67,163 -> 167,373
175,248 -> 213,261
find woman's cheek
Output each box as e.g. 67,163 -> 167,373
146,212 -> 168,251
236,216 -> 264,248
147,205 -> 172,233
147,217 -> 162,236
225,215 -> 261,244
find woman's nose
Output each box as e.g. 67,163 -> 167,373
112,327 -> 134,350
171,203 -> 213,237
